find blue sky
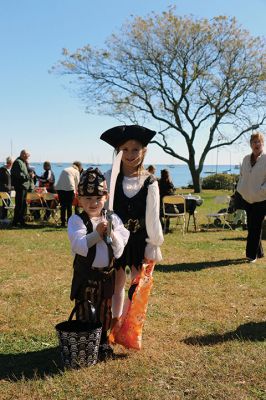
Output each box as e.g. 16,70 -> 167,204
1,0 -> 265,165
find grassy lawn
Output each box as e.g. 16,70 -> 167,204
0,191 -> 265,400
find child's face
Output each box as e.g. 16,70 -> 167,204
79,195 -> 107,218
119,139 -> 146,169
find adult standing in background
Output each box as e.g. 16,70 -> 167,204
237,132 -> 266,263
0,156 -> 13,219
56,161 -> 82,227
146,165 -> 156,176
36,161 -> 56,221
37,161 -> 56,193
27,165 -> 37,192
11,149 -> 32,227
158,169 -> 176,233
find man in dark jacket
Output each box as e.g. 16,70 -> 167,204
11,150 -> 32,226
0,156 -> 13,219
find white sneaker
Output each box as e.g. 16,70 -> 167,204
247,257 -> 257,263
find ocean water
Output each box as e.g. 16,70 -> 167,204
30,162 -> 240,188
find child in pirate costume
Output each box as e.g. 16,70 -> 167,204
100,125 -> 164,334
67,167 -> 129,360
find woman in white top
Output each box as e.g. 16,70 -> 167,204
101,125 -> 164,330
237,132 -> 266,263
56,161 -> 82,227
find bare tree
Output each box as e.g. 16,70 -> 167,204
53,9 -> 266,192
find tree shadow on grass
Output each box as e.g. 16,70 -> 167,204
6,224 -> 59,231
0,346 -> 63,380
156,258 -> 247,273
5,224 -> 66,233
220,236 -> 246,241
182,321 -> 266,346
0,346 -> 128,381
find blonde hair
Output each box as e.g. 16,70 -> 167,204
250,132 -> 264,145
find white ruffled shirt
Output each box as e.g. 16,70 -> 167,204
68,213 -> 130,268
105,170 -> 164,262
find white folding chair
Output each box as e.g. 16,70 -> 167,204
42,192 -> 61,224
206,195 -> 233,229
0,191 -> 15,220
26,192 -> 46,221
162,195 -> 186,234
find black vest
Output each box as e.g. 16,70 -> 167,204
70,212 -> 114,300
113,173 -> 155,269
113,173 -> 155,224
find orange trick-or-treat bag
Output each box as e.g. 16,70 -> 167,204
109,260 -> 155,350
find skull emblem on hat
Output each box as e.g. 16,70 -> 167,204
78,167 -> 108,197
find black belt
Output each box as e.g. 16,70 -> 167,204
91,266 -> 111,272
90,267 -> 115,280
124,218 -> 145,233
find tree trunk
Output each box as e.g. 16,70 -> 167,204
190,167 -> 202,193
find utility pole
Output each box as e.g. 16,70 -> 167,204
215,138 -> 221,174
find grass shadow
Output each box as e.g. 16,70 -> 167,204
5,224 -> 64,232
0,347 -> 128,381
182,321 -> 266,346
0,346 -> 63,380
156,258 -> 247,273
221,237 -> 246,241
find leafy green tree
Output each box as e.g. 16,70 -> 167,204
53,9 -> 266,192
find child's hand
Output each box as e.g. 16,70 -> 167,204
96,221 -> 108,238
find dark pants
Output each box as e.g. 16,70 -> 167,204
13,188 -> 28,225
160,216 -> 170,232
57,190 -> 75,225
243,199 -> 266,260
0,205 -> 6,219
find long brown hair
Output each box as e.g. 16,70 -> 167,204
160,169 -> 172,183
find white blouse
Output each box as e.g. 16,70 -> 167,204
68,214 -> 130,268
237,152 -> 266,203
105,170 -> 164,262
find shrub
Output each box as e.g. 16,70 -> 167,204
202,173 -> 239,190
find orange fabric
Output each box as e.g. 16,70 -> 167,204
109,260 -> 155,350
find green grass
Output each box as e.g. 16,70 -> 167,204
0,191 -> 265,400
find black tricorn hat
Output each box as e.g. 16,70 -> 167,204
100,125 -> 156,148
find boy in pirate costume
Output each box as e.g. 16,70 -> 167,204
67,167 -> 129,360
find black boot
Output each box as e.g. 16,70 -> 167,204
98,331 -> 114,361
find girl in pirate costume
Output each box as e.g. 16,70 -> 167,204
100,125 -> 164,333
67,167 -> 129,360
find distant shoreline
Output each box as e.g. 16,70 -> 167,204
21,162 -> 239,189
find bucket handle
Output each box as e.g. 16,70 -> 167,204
68,300 -> 98,324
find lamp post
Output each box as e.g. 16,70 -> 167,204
215,139 -> 221,174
